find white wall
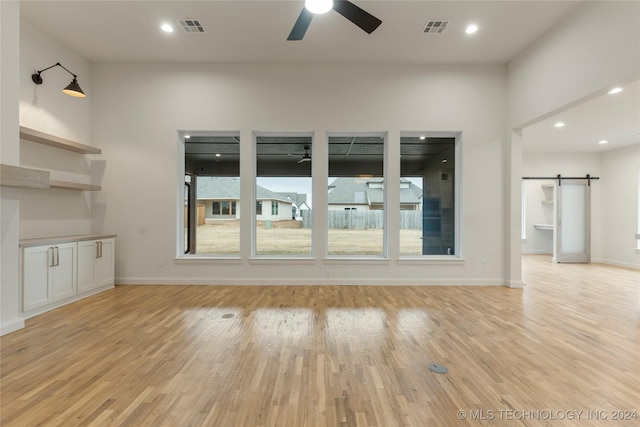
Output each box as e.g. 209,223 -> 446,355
508,1 -> 640,128
19,19 -> 94,239
91,63 -> 507,285
521,152 -> 602,258
0,0 -> 24,335
600,145 -> 640,269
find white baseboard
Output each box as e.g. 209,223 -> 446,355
592,258 -> 640,270
116,277 -> 506,287
508,280 -> 524,289
1,318 -> 25,336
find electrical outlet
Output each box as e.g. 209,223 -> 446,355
481,259 -> 488,268
159,258 -> 165,268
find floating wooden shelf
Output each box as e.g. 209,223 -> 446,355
5,127 -> 104,191
20,126 -> 101,155
49,180 -> 101,191
0,164 -> 49,189
534,224 -> 554,230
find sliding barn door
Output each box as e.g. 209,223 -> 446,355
555,180 -> 591,263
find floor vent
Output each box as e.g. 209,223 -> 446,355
179,19 -> 205,33
423,20 -> 449,34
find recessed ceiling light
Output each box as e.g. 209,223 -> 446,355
419,136 -> 426,140
465,24 -> 478,34
608,87 -> 623,94
161,23 -> 174,33
442,158 -> 447,163
554,122 -> 565,128
184,135 -> 191,139
598,140 -> 608,145
216,153 -> 221,157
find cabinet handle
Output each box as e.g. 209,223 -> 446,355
99,241 -> 103,258
49,247 -> 55,267
55,246 -> 60,266
96,241 -> 100,259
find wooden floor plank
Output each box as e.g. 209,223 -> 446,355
1,255 -> 639,426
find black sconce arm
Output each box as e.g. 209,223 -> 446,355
32,62 -> 77,84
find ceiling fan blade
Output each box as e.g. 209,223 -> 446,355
332,0 -> 382,34
288,8 -> 314,40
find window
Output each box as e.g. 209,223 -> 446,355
399,135 -> 456,256
328,134 -> 385,256
183,132 -> 240,256
255,134 -> 313,256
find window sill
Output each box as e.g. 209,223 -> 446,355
249,256 -> 316,265
323,257 -> 391,265
397,256 -> 465,265
175,255 -> 242,264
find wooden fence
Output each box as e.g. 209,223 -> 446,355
301,210 -> 422,229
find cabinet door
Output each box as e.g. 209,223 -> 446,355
78,240 -> 98,292
97,239 -> 115,287
51,243 -> 77,302
23,246 -> 52,311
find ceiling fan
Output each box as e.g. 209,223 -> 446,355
288,0 -> 382,41
289,145 -> 312,163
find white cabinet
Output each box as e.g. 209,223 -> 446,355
21,234 -> 115,318
78,238 -> 115,293
22,242 -> 77,312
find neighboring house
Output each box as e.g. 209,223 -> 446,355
197,177 -> 292,221
327,177 -> 422,211
277,192 -> 310,219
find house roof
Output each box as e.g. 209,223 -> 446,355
278,192 -> 308,207
197,177 -> 290,203
328,177 -> 422,205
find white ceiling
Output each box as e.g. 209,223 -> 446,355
523,80 -> 640,153
21,1 -> 639,153
21,1 -> 580,64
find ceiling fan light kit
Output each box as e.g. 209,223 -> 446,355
305,0 -> 333,14
288,0 -> 382,41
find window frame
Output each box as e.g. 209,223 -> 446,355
327,132 -> 388,258
398,131 -> 462,259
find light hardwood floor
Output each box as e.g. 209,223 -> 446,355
1,255 -> 638,426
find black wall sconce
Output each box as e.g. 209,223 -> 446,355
31,62 -> 86,98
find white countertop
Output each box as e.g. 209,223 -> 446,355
20,234 -> 117,248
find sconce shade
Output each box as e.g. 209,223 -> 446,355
62,78 -> 86,98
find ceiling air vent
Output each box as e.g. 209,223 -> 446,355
178,19 -> 205,33
423,20 -> 449,34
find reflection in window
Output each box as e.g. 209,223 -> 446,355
184,133 -> 240,255
256,134 -> 312,256
328,134 -> 385,256
400,135 -> 456,255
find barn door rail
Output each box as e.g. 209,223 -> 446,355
521,174 -> 600,186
